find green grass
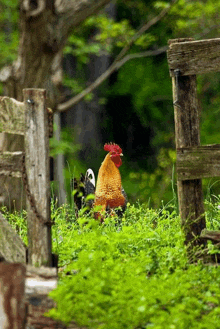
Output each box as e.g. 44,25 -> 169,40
1,206 -> 28,245
3,198 -> 220,328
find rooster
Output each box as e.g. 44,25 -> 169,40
74,143 -> 127,220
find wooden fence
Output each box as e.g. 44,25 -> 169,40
167,38 -> 220,247
0,89 -> 67,328
0,88 -> 52,266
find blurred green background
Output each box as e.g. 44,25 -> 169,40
1,0 -> 220,208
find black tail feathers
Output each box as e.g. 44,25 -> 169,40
73,169 -> 95,216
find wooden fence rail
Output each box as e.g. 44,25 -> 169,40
176,144 -> 220,180
0,96 -> 24,135
0,151 -> 23,176
167,38 -> 220,76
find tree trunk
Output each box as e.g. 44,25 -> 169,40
1,0 -> 112,102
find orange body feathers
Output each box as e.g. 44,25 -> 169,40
74,143 -> 127,220
93,143 -> 126,218
94,152 -> 125,212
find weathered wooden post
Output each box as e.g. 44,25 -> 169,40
0,263 -> 26,329
167,39 -> 206,246
0,96 -> 25,210
23,88 -> 52,266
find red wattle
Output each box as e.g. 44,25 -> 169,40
111,155 -> 122,168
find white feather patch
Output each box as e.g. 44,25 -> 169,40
86,168 -> 96,187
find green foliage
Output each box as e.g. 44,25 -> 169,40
110,56 -> 173,143
205,194 -> 220,231
0,0 -> 19,68
123,148 -> 176,207
105,0 -> 220,207
91,15 -> 155,49
64,13 -> 156,62
50,127 -> 81,158
63,8 -> 156,96
65,35 -> 102,64
54,0 -> 220,208
198,72 -> 220,145
0,206 -> 28,245
196,70 -> 220,199
4,196 -> 220,328
170,0 -> 220,37
49,127 -> 86,205
46,200 -> 220,329
63,74 -> 94,101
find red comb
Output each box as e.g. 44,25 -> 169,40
104,142 -> 122,154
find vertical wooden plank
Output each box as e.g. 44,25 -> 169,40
23,88 -> 52,267
169,39 -> 206,246
0,96 -> 25,134
0,97 -> 26,210
0,263 -> 26,329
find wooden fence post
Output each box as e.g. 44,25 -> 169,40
168,39 -> 206,246
23,88 -> 52,267
0,263 -> 26,329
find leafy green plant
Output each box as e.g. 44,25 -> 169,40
125,147 -> 177,207
0,0 -> 19,68
0,206 -> 28,245
3,195 -> 220,328
47,201 -> 220,329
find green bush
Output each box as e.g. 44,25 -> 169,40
3,199 -> 220,328
47,201 -> 220,328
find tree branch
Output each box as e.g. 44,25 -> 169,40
57,46 -> 168,111
114,0 -> 177,63
115,46 -> 168,69
57,0 -> 177,112
56,0 -> 113,41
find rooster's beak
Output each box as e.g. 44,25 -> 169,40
120,153 -> 123,156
